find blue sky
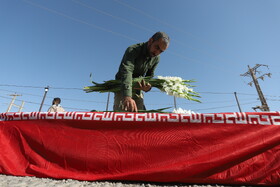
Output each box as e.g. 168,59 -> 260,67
0,0 -> 279,113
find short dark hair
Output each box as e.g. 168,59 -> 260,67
151,31 -> 170,45
52,97 -> 61,105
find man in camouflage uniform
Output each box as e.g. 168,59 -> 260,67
114,32 -> 170,112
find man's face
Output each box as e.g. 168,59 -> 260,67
147,38 -> 169,57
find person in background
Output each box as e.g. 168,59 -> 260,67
114,31 -> 170,112
48,97 -> 66,112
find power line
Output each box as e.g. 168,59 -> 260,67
23,0 -> 235,74
113,0 -> 238,65
267,98 -> 280,101
22,0 -> 139,42
72,0 -> 235,73
166,51 -> 230,72
113,0 -> 199,38
199,92 -> 236,95
1,85 -> 279,98
0,84 -> 44,89
0,88 -> 45,97
0,88 -> 107,104
194,101 -> 259,111
1,91 -> 276,112
0,95 -> 93,112
0,95 -> 41,106
71,0 -> 154,33
178,98 -> 258,105
0,84 -> 82,90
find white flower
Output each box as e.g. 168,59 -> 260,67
157,76 -> 195,99
172,108 -> 199,114
85,75 -> 200,103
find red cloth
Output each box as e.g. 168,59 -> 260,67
0,112 -> 280,185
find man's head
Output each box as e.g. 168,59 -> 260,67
147,31 -> 170,57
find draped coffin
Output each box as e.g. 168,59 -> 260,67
0,112 -> 280,186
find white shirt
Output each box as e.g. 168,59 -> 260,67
47,104 -> 66,112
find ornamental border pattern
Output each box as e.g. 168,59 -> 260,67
1,112 -> 280,125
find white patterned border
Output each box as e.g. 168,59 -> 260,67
1,112 -> 280,125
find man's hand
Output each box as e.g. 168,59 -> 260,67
122,96 -> 138,112
134,79 -> 151,92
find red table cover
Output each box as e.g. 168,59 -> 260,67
0,111 -> 280,185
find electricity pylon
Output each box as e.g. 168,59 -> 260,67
6,94 -> 25,112
240,64 -> 271,112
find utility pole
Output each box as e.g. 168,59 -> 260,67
39,86 -> 49,112
173,96 -> 177,109
106,92 -> 110,111
6,94 -> 25,112
234,92 -> 242,112
240,64 -> 271,111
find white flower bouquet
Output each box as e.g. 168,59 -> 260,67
172,107 -> 199,114
84,76 -> 201,102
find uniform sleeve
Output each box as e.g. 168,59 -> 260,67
119,47 -> 137,97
